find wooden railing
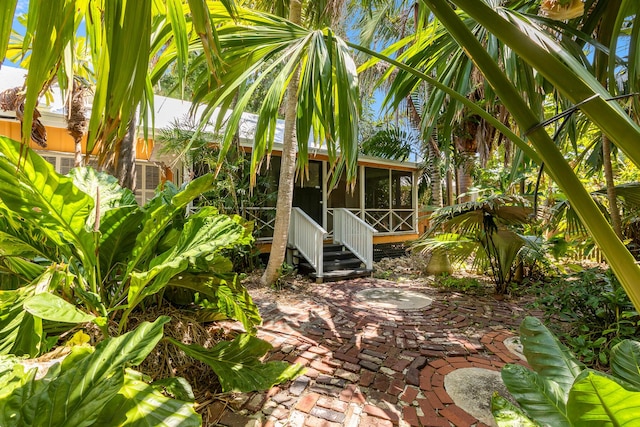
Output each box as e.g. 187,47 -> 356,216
333,208 -> 377,270
289,207 -> 328,279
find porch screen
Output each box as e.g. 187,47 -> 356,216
365,167 -> 414,232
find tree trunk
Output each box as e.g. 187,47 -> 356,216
260,0 -> 302,287
603,135 -> 623,238
116,117 -> 137,191
446,168 -> 454,206
457,151 -> 474,203
74,140 -> 83,167
428,140 -> 442,208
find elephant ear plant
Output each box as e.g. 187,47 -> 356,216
492,316 -> 640,426
0,136 -> 304,423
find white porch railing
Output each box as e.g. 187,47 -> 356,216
289,207 -> 328,279
333,208 -> 377,270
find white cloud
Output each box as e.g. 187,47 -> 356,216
15,0 -> 29,15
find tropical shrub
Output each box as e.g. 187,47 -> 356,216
492,316 -> 640,426
0,135 -> 257,334
0,136 -> 304,423
0,317 -> 202,427
412,194 -> 544,294
532,268 -> 640,367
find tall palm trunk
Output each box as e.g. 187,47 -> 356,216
260,0 -> 302,286
594,2 -> 623,239
116,118 -> 137,191
603,135 -> 623,238
427,139 -> 442,208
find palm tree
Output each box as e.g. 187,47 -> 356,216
190,3 -> 360,287
413,194 -> 535,294
406,0 -> 640,311
1,0 -> 235,187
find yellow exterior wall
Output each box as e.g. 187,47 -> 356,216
0,120 -> 153,160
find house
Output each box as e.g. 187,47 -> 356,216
0,66 -> 424,279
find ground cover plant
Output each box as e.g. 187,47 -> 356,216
529,268 -> 640,368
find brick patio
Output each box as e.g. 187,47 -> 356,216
212,278 -> 536,426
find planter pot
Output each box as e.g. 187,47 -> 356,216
425,251 -> 452,275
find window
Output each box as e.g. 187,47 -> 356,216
135,163 -> 163,205
364,167 -> 414,233
365,167 -> 390,209
35,151 -> 168,206
392,171 -> 413,209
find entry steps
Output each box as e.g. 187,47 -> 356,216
295,243 -> 374,283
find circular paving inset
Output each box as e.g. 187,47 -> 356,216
354,287 -> 433,310
444,367 -> 513,427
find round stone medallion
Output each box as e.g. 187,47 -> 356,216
354,287 -> 433,310
444,367 -> 513,427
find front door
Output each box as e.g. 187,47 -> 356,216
293,160 -> 323,225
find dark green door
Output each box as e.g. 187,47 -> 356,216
293,160 -> 323,225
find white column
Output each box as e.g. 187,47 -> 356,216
359,165 -> 365,221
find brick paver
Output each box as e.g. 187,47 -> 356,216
221,278 -> 536,426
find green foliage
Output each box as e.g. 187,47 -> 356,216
493,317 -> 640,426
0,137 -> 300,419
534,268 -> 640,367
0,136 -> 258,335
434,274 -> 484,293
413,194 -> 540,294
167,334 -> 305,393
0,317 -> 201,427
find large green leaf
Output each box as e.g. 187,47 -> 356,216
0,267 -> 69,357
490,229 -> 525,284
23,293 -> 95,324
0,137 -> 95,267
98,206 -> 143,280
567,370 -> 640,426
0,361 -> 39,427
519,316 -> 584,395
0,256 -> 45,285
0,0 -> 17,64
610,340 -> 640,390
125,174 -> 215,276
126,209 -> 244,318
167,334 -> 304,393
501,363 -> 571,427
491,393 -> 541,427
94,371 -> 200,427
69,167 -> 137,229
0,317 -> 198,427
168,268 -> 262,333
27,317 -> 170,427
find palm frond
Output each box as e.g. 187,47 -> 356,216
360,126 -> 416,161
191,6 -> 361,185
